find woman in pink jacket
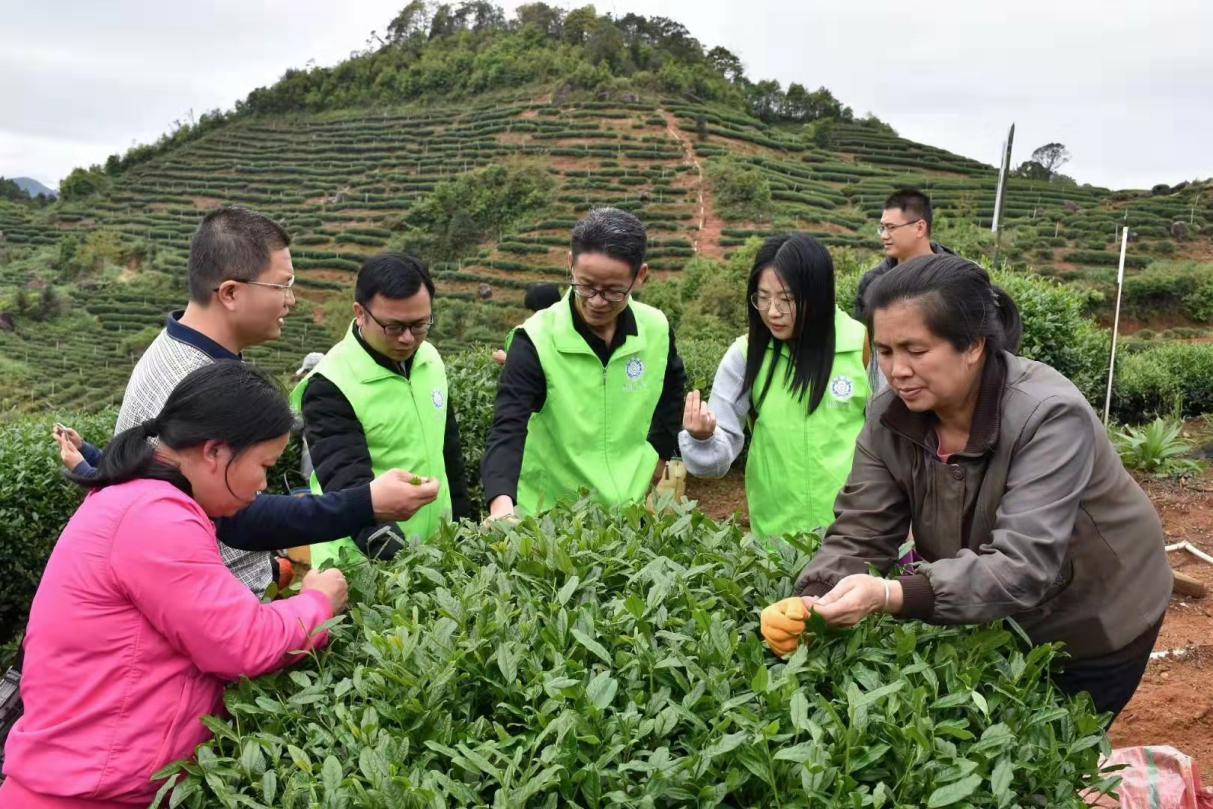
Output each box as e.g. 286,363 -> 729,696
0,362 -> 348,808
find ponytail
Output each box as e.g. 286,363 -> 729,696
991,285 -> 1022,354
67,418 -> 189,493
66,362 -> 294,494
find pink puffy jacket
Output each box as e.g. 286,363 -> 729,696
0,478 -> 333,807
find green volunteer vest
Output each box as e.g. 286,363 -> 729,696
517,296 -> 669,515
744,306 -> 870,540
290,323 -> 452,568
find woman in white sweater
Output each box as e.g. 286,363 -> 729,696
679,234 -> 871,540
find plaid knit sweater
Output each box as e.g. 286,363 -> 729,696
115,314 -> 273,596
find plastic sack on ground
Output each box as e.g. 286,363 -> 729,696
1086,746 -> 1213,809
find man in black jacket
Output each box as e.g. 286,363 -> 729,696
854,189 -> 955,391
854,189 -> 955,321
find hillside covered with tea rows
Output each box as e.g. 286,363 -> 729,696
0,2 -> 1210,415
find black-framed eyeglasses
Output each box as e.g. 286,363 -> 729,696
877,219 -> 922,237
213,277 -> 296,299
569,278 -> 635,304
363,305 -> 434,337
749,293 -> 792,315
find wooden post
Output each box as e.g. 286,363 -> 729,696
1102,226 -> 1131,426
991,123 -> 1015,268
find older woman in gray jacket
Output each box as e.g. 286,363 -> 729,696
760,254 -> 1171,718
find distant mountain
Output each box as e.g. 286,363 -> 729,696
12,177 -> 57,199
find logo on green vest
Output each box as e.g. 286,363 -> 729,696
829,375 -> 855,402
622,356 -> 648,393
432,389 -> 445,408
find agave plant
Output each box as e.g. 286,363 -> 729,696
1112,416 -> 1205,478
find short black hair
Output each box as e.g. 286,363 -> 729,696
883,189 -> 933,233
355,252 -> 435,306
188,207 -> 291,303
570,207 -> 647,276
523,283 -> 561,311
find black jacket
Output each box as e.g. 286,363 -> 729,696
481,296 -> 687,505
854,242 -> 956,320
301,328 -> 474,559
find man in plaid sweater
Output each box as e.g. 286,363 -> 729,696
54,207 -> 439,595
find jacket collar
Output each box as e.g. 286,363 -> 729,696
554,293 -> 640,361
343,321 -> 420,382
165,310 -> 240,361
879,351 -> 1007,458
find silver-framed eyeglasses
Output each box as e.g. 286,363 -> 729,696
217,277 -> 296,300
749,293 -> 792,315
363,305 -> 434,338
876,219 -> 922,237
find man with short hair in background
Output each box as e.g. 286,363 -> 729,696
853,188 -> 955,390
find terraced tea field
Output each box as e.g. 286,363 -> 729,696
0,91 -> 1209,413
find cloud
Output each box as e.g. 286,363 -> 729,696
1,0 -> 1209,189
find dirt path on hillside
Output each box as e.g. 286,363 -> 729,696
658,108 -> 724,260
686,467 -> 1213,772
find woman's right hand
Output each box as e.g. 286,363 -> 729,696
760,597 -> 811,657
683,390 -> 717,440
302,568 -> 348,613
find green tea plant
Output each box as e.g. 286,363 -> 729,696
1114,343 -> 1213,420
0,410 -> 117,647
153,500 -> 1115,808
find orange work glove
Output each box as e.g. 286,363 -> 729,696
760,597 -> 810,658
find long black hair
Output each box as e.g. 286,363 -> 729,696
68,361 -> 295,496
741,234 -> 837,416
865,253 -> 1023,356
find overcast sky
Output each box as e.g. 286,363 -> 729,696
2,0 -> 1210,190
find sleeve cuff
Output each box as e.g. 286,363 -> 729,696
482,482 -> 517,507
795,579 -> 832,598
349,483 -> 374,526
897,574 -> 935,620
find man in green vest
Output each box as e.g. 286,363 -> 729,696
292,253 -> 473,566
482,207 -> 687,519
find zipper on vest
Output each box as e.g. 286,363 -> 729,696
407,379 -> 435,540
601,365 -> 620,500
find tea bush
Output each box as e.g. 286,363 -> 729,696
153,501 -> 1114,808
0,410 -> 116,647
1114,343 -> 1213,420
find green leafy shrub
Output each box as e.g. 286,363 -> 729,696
678,337 -> 730,401
153,501 -> 1114,808
1114,343 -> 1213,420
990,270 -> 1109,401
444,348 -> 503,507
1113,262 -> 1213,321
706,158 -> 772,221
0,410 -> 117,647
397,161 -> 556,262
1111,416 -> 1204,478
